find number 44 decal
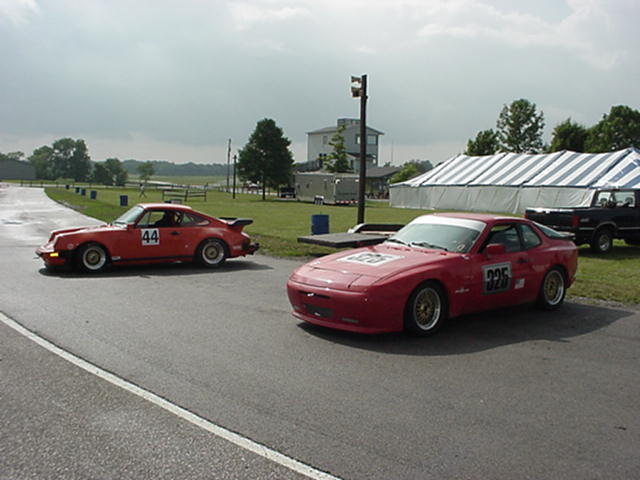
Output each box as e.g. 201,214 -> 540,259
482,262 -> 512,294
141,228 -> 160,246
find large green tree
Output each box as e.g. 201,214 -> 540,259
496,99 -> 545,153
27,139 -> 91,181
465,129 -> 499,155
104,158 -> 128,186
49,138 -> 92,181
549,119 -> 588,152
237,118 -> 294,200
137,161 -> 155,183
92,158 -> 128,186
325,125 -> 350,173
29,146 -> 54,179
585,105 -> 640,152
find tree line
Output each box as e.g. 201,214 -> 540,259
466,100 -> 640,155
1,138 -> 130,186
1,119 -> 296,193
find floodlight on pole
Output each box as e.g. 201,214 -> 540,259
351,74 -> 368,225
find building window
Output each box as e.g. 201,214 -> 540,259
322,135 -> 328,145
356,134 -> 378,145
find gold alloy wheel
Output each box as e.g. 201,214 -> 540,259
543,270 -> 565,306
414,287 -> 442,330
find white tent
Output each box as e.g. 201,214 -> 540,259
389,148 -> 640,213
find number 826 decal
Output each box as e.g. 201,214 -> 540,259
482,262 -> 512,294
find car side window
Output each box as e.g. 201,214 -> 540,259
519,224 -> 542,249
484,224 -> 522,253
136,211 -> 182,228
181,212 -> 210,226
136,211 -> 154,227
595,191 -> 615,208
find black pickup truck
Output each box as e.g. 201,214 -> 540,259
525,189 -> 640,253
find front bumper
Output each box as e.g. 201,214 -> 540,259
286,278 -> 404,334
35,245 -> 71,267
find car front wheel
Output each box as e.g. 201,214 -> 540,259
404,281 -> 448,336
537,267 -> 566,310
76,243 -> 108,273
196,238 -> 228,268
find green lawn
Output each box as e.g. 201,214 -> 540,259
45,185 -> 640,304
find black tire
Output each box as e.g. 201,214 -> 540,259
76,243 -> 108,273
536,267 -> 566,310
590,228 -> 613,254
404,281 -> 448,336
196,238 -> 228,268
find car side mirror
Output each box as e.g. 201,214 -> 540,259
485,243 -> 506,256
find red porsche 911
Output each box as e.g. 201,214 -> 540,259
287,213 -> 577,336
36,203 -> 258,273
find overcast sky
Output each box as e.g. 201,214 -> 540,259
1,0 -> 638,166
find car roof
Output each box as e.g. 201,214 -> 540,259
137,203 -> 195,212
432,212 -> 522,223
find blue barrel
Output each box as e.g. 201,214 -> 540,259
90,190 -> 97,200
81,188 -> 86,196
65,184 -> 70,190
119,195 -> 128,206
311,214 -> 329,235
75,187 -> 80,193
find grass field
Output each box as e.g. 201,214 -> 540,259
45,185 -> 640,304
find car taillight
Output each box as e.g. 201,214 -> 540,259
571,215 -> 580,228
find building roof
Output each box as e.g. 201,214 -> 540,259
307,124 -> 385,135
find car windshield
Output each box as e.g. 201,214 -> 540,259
387,216 -> 485,253
112,206 -> 144,225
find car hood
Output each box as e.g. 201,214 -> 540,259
292,244 -> 453,290
49,224 -> 123,242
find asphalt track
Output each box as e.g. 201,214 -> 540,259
1,184 -> 639,479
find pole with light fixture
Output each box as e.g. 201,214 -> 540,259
232,154 -> 237,199
351,74 -> 367,224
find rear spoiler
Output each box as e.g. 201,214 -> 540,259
219,217 -> 253,228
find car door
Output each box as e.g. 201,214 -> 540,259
469,222 -> 536,311
130,209 -> 188,261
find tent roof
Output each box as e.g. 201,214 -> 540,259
393,148 -> 640,189
593,149 -> 640,189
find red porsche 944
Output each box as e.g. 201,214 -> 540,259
36,203 -> 258,273
287,213 -> 577,336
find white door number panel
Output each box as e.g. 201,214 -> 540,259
141,228 -> 160,246
482,262 -> 512,294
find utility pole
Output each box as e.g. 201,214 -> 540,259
226,138 -> 231,192
351,74 -> 368,224
232,154 -> 237,199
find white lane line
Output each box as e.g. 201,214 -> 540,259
1,312 -> 342,480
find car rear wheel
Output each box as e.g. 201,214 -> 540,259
196,238 -> 228,268
590,228 -> 613,254
404,282 -> 448,336
76,243 -> 108,273
537,267 -> 566,310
